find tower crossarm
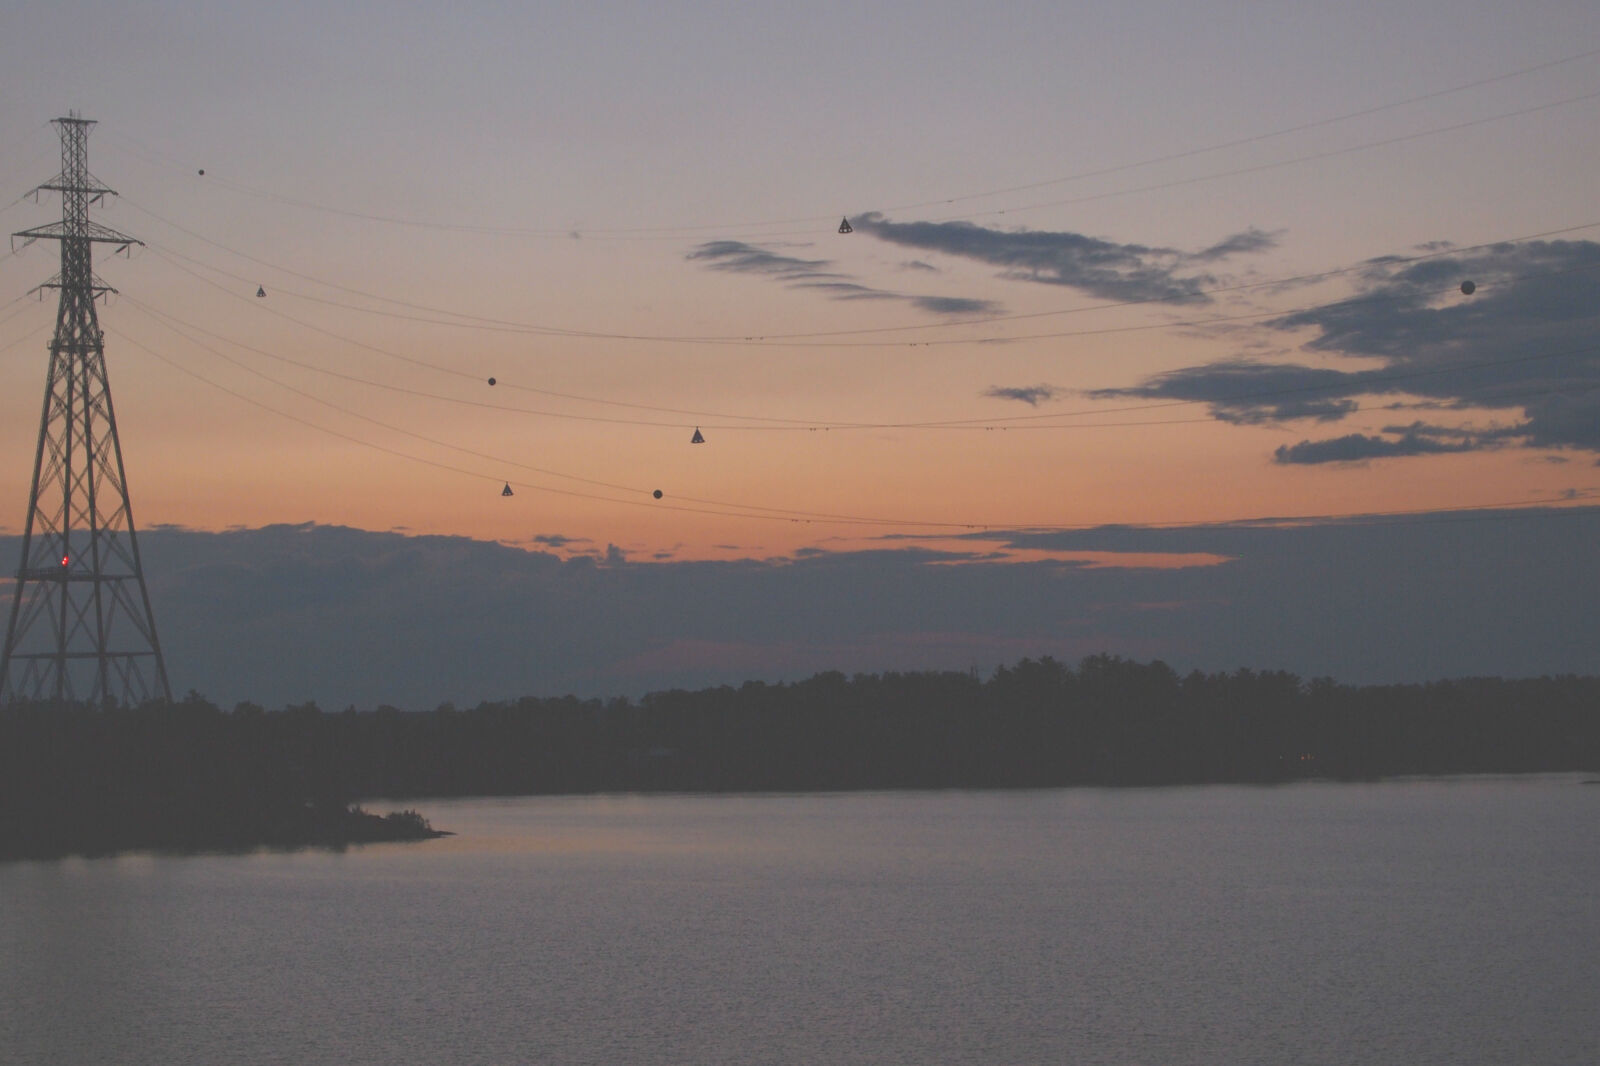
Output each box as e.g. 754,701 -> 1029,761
12,220 -> 141,251
36,175 -> 117,196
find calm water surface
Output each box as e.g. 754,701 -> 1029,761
2,777 -> 1596,1065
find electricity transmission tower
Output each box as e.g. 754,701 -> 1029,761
1,114 -> 171,706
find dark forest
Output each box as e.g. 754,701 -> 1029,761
3,655 -> 1597,860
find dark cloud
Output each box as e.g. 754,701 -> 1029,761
685,240 -> 839,281
1507,389 -> 1600,450
913,295 -> 997,314
850,213 -> 1278,303
1092,361 -> 1361,424
1190,227 -> 1283,263
532,533 -> 589,548
1225,398 -> 1358,424
985,384 -> 1058,406
792,280 -> 900,300
1099,239 -> 1600,460
1273,427 -> 1484,464
7,515 -> 1592,709
686,239 -> 1001,315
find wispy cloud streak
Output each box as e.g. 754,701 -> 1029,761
686,239 -> 1001,315
984,384 -> 1058,406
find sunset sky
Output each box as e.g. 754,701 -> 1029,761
2,4 -> 1598,705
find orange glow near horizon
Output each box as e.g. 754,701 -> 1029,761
1,345 -> 1592,565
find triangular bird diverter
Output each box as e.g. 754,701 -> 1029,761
501,482 -> 514,496
690,427 -> 705,444
838,217 -> 853,234
256,286 -> 266,297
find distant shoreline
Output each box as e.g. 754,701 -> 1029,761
5,656 -> 1596,862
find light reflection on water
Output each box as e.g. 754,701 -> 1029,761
2,778 -> 1597,1065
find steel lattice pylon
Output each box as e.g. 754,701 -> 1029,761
1,114 -> 171,706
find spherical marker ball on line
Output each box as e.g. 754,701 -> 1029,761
487,377 -> 496,386
1460,280 -> 1476,296
653,490 -> 663,499
198,169 -> 205,176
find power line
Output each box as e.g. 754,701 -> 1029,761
870,47 -> 1600,216
119,230 -> 1600,434
118,84 -> 1600,240
0,122 -> 56,208
110,323 -> 996,529
114,306 -> 1026,526
0,321 -> 48,358
112,282 -> 1600,545
116,234 -> 1600,432
119,276 -> 1600,437
98,46 -> 1600,239
126,192 -> 1600,349
8,80 -> 1591,544
104,322 -> 1600,536
901,87 -> 1600,226
120,295 -> 818,431
123,304 -> 944,525
140,244 -> 857,426
112,294 -> 1600,445
86,270 -> 1600,531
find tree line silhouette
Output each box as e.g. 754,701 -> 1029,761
3,655 -> 1597,859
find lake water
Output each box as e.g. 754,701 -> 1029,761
2,778 -> 1596,1065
